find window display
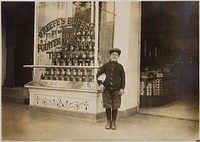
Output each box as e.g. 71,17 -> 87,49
25,2 -> 115,90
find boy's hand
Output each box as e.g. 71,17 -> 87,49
98,84 -> 105,92
119,89 -> 125,95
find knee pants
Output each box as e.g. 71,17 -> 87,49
102,89 -> 121,109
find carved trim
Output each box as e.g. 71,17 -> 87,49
35,95 -> 89,111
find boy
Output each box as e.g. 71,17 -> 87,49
96,48 -> 125,130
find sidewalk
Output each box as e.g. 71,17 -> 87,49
2,102 -> 199,141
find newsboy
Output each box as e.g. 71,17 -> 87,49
96,48 -> 125,130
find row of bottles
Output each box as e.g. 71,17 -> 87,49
61,51 -> 94,59
52,58 -> 94,66
40,68 -> 95,82
152,79 -> 163,96
141,80 -> 163,96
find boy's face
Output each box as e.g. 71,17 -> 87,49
110,52 -> 119,62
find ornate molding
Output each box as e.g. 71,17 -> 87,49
35,95 -> 89,111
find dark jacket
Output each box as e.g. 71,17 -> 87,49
96,61 -> 125,90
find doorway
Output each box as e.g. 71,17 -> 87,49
139,1 -> 199,121
2,2 -> 34,87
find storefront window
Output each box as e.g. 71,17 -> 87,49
99,2 -> 115,64
33,1 -> 115,90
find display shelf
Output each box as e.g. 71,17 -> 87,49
23,65 -> 100,68
25,81 -> 98,93
24,65 -> 100,90
140,71 -> 178,107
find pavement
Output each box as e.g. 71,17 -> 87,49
2,102 -> 199,141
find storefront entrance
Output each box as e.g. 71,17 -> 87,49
2,2 -> 34,87
139,1 -> 199,121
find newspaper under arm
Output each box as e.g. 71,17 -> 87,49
97,73 -> 106,91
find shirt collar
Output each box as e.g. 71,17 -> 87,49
110,60 -> 118,63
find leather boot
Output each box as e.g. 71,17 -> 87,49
111,109 -> 117,130
105,108 -> 111,129
111,121 -> 117,130
105,120 -> 111,129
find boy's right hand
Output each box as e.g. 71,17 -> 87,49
98,84 -> 105,92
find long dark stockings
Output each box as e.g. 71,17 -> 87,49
106,108 -> 118,121
106,108 -> 111,121
112,109 -> 118,121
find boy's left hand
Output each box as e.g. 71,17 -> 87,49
119,89 -> 125,95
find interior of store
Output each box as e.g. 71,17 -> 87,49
140,2 -> 199,121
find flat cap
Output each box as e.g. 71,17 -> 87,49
109,48 -> 121,55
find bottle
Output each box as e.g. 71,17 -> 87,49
60,60 -> 64,66
40,73 -> 45,80
77,69 -> 82,76
88,69 -> 92,76
49,75 -> 53,80
55,75 -> 59,80
63,53 -> 67,59
60,75 -> 64,81
86,51 -> 90,59
57,53 -> 61,59
50,68 -> 55,75
83,69 -> 87,76
90,60 -> 94,66
46,68 -> 50,75
76,76 -> 81,82
61,68 -> 65,75
71,76 -> 76,81
81,60 -> 85,66
89,51 -> 93,59
55,59 -> 59,65
74,60 -> 78,66
68,61 -> 72,66
72,69 -> 77,76
66,69 -> 71,76
65,76 -> 70,81
44,74 -> 48,80
62,61 -> 66,66
89,44 -> 93,51
75,53 -> 79,59
82,53 -> 86,59
85,76 -> 89,82
56,68 -> 60,75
